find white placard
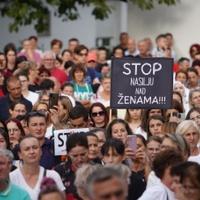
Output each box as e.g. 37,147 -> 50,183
54,128 -> 90,156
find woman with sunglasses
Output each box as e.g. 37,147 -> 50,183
89,102 -> 108,128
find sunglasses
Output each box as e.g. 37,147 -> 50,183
91,111 -> 105,117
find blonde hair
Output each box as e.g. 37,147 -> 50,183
176,120 -> 200,136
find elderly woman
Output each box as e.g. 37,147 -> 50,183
176,120 -> 200,164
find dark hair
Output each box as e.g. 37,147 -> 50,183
9,101 -> 28,112
170,161 -> 198,177
155,34 -> 166,42
147,135 -> 162,145
185,107 -> 200,120
69,105 -> 88,122
89,102 -> 108,127
112,46 -> 124,57
50,39 -> 63,49
165,33 -> 173,38
146,115 -> 165,136
15,56 -> 27,66
189,44 -> 200,58
64,60 -> 75,70
169,98 -> 184,114
106,119 -> 132,139
4,43 -> 16,55
67,133 -> 88,152
6,76 -> 20,89
187,67 -> 199,76
40,79 -> 55,91
173,91 -> 183,105
85,132 -> 98,139
101,138 -> 125,156
6,118 -> 25,137
61,82 -> 74,91
177,57 -> 190,64
28,35 -> 38,41
0,127 -> 10,150
180,162 -> 200,189
38,66 -> 51,76
68,38 -> 79,43
61,49 -> 72,57
27,111 -> 47,125
70,63 -> 86,80
136,135 -> 147,147
153,149 -> 184,179
192,59 -> 200,68
55,55 -> 62,64
74,45 -> 88,55
141,109 -> 164,132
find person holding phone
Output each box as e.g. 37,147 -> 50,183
101,138 -> 146,200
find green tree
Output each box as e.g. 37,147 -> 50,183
0,0 -> 179,33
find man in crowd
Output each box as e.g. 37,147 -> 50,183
0,149 -> 31,199
0,76 -> 32,121
27,111 -> 60,169
86,165 -> 128,200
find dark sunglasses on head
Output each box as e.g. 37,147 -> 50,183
91,111 -> 105,117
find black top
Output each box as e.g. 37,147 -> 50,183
0,95 -> 32,121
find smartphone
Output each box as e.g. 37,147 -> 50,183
127,135 -> 137,152
49,93 -> 59,109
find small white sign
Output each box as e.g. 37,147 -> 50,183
54,128 -> 90,156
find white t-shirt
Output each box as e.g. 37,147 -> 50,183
10,166 -> 65,200
24,91 -> 39,105
146,171 -> 161,188
188,154 -> 200,164
139,182 -> 175,200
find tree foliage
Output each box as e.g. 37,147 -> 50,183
0,0 -> 179,33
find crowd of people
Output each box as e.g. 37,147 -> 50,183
0,32 -> 200,200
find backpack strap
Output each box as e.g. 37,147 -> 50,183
43,169 -> 47,177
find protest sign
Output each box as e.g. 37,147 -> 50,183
111,57 -> 173,109
54,128 -> 89,156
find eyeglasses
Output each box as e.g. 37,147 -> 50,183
100,189 -> 124,199
91,111 -> 105,117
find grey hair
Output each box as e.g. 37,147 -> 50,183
0,149 -> 14,162
74,164 -> 101,198
86,164 -> 129,198
176,120 -> 200,136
